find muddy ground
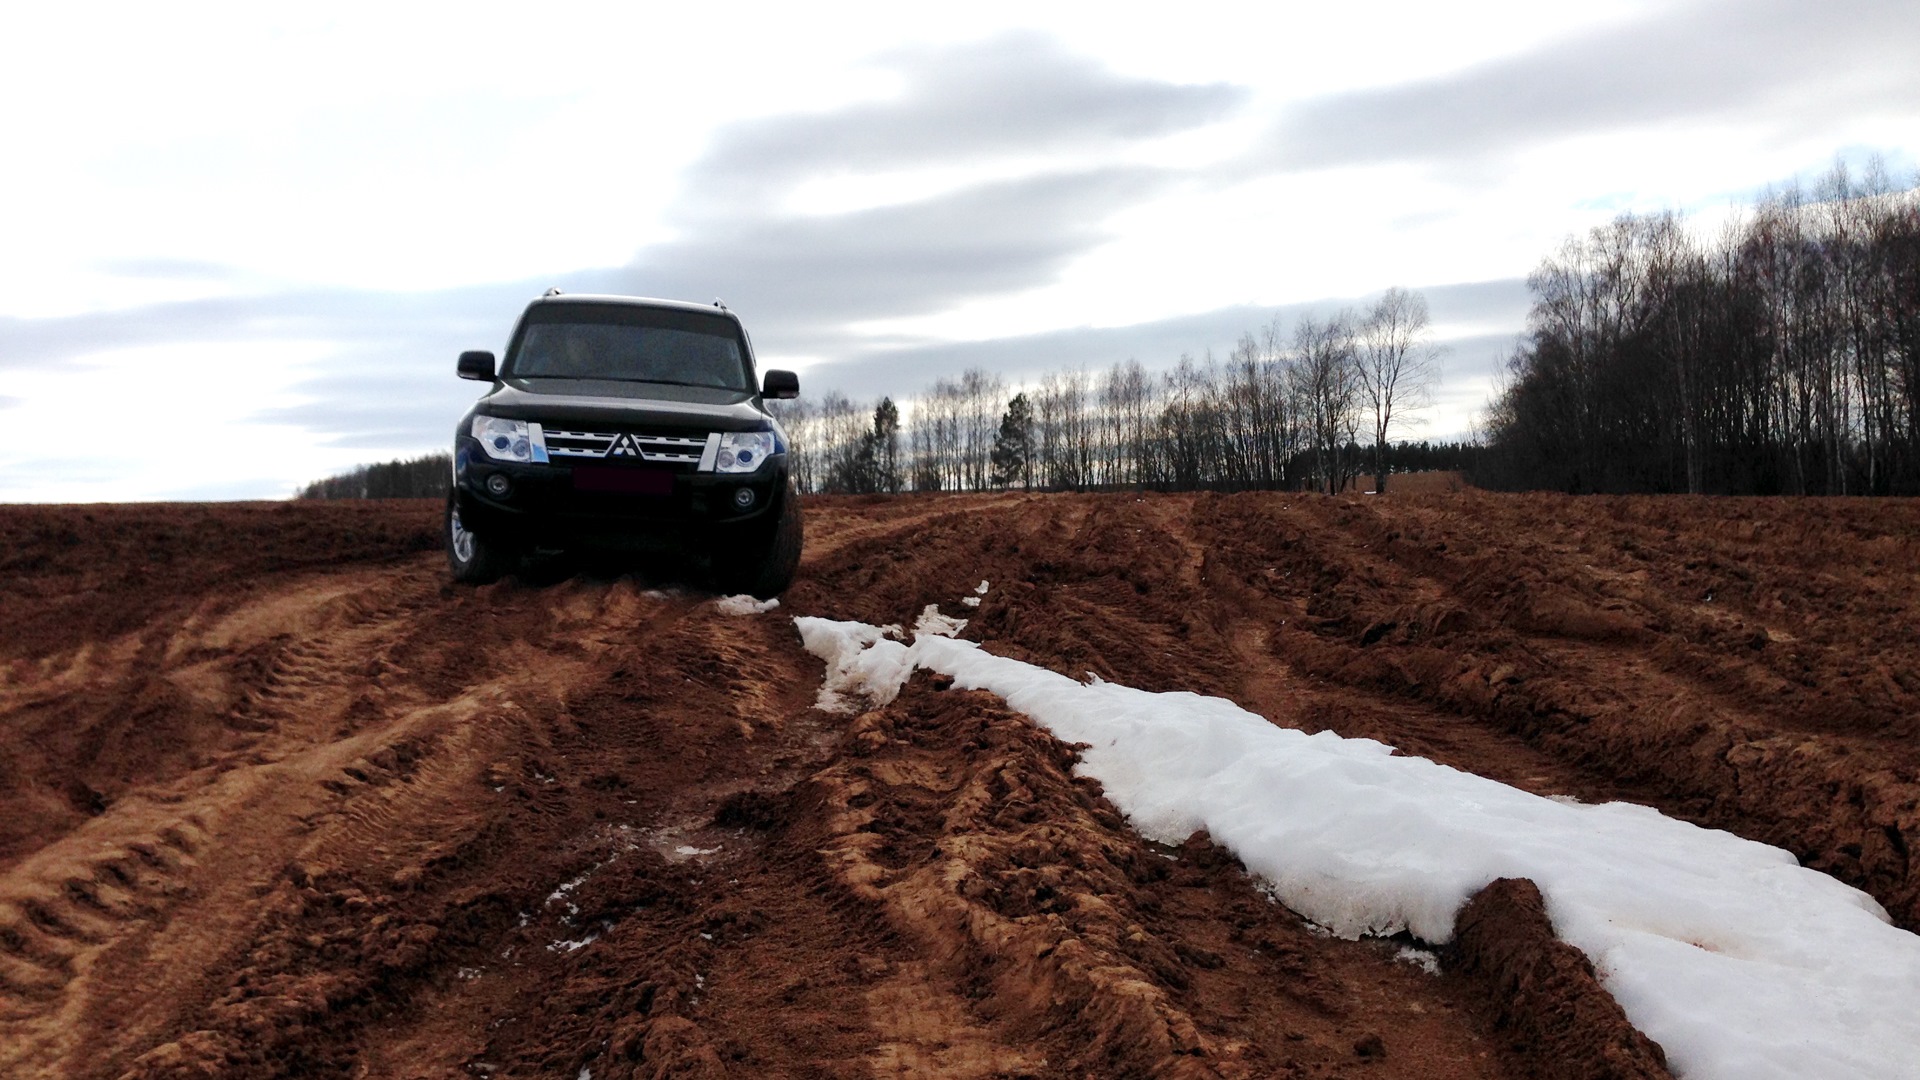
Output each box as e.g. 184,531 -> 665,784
2,485 -> 1915,1079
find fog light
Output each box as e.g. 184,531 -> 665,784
486,473 -> 512,497
732,487 -> 756,509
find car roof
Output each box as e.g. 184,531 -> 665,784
527,293 -> 740,320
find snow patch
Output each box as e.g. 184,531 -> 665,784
960,596 -> 981,608
795,615 -> 1920,1080
714,594 -> 780,615
1394,945 -> 1441,976
795,618 -> 915,714
547,931 -> 600,954
974,580 -> 990,594
913,604 -> 968,638
545,869 -> 593,909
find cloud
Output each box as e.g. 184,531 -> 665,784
1420,278 -> 1531,330
608,34 -> 1241,347
1262,0 -> 1920,172
684,32 -> 1246,210
611,166 -> 1174,343
95,257 -> 250,281
0,282 -> 531,370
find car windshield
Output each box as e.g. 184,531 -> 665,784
509,304 -> 751,391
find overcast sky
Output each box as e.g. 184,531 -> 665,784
2,0 -> 1915,501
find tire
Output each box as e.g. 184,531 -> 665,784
445,492 -> 518,584
713,483 -> 803,599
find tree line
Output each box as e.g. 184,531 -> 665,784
773,287 -> 1447,495
299,454 -> 451,499
1479,163 -> 1920,495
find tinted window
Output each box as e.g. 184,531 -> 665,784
508,303 -> 750,390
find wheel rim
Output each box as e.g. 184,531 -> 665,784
449,506 -> 476,563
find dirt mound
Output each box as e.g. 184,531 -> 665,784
4,490 -> 1915,1077
1451,878 -> 1672,1080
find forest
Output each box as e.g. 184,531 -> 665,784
1478,165 -> 1920,495
772,287 -> 1455,496
299,454 -> 451,500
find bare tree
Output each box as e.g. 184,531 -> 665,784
1100,360 -> 1156,487
1355,288 -> 1441,493
1292,313 -> 1361,494
958,368 -> 1006,491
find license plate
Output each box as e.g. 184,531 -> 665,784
571,464 -> 675,496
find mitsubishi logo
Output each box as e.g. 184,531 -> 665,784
606,433 -> 642,459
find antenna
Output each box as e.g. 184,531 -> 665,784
713,298 -> 728,311
544,287 -> 563,297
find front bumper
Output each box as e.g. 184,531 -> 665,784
453,436 -> 785,547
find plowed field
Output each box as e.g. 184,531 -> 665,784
3,486 -> 1916,1079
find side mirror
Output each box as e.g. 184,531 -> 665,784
762,369 -> 799,400
457,351 -> 497,381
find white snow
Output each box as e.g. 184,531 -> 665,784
974,580 -> 990,595
796,618 -> 917,714
912,603 -> 968,638
794,614 -> 1920,1080
1394,945 -> 1441,976
960,596 -> 981,608
545,869 -> 593,908
714,594 -> 780,615
547,931 -> 601,954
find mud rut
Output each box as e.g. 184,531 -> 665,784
2,491 -> 1916,1079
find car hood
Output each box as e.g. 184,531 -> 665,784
477,378 -> 771,432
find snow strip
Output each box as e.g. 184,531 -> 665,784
714,594 -> 780,616
795,614 -> 1920,1080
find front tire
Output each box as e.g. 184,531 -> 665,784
713,482 -> 803,599
446,493 -> 517,584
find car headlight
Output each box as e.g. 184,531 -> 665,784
471,416 -> 549,463
714,431 -> 776,474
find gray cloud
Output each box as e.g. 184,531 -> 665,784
0,282 -> 533,370
1264,0 -> 1920,172
685,32 -> 1245,210
1420,278 -> 1530,330
96,257 -> 249,281
612,165 -> 1173,342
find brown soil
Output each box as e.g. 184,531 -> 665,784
1449,879 -> 1671,1080
2,488 -> 1915,1078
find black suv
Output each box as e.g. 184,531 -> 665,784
447,292 -> 802,597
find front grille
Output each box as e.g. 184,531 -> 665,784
543,428 -> 710,465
